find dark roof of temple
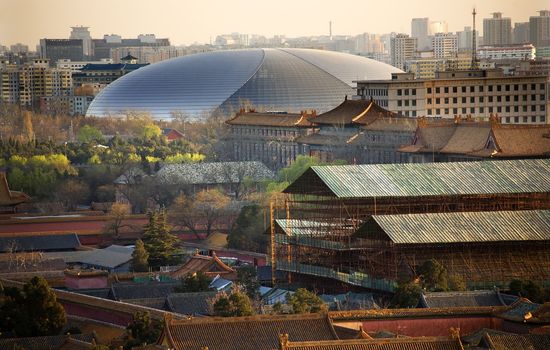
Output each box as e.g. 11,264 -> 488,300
226,111 -> 314,127
164,313 -> 338,350
0,233 -> 81,252
121,53 -> 138,60
166,291 -> 217,316
310,98 -> 402,125
109,281 -> 179,301
283,159 -> 550,198
399,120 -> 550,158
0,333 -> 96,350
419,290 -> 518,308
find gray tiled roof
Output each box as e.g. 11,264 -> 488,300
166,291 -> 217,316
156,161 -> 274,185
0,234 -> 81,252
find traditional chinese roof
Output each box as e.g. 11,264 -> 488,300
311,98 -> 401,125
45,245 -> 133,270
489,126 -> 550,158
480,333 -> 550,350
0,233 -> 81,253
165,291 -> 217,316
362,210 -> 550,244
169,253 -> 236,280
419,290 -> 518,308
0,171 -> 30,206
109,281 -> 179,301
399,121 -> 550,158
164,313 -> 338,350
226,111 -> 314,127
156,161 -> 274,185
0,334 -> 96,350
278,336 -> 464,350
497,299 -> 546,323
283,159 -> 550,198
359,116 -> 417,132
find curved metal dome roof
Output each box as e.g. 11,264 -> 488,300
86,48 -> 401,120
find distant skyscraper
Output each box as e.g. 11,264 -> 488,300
432,33 -> 458,59
429,21 -> 448,35
411,18 -> 430,50
9,43 -> 29,54
529,10 -> 550,48
40,39 -> 84,66
513,22 -> 530,44
70,26 -> 92,57
483,12 -> 512,45
390,34 -> 417,70
457,26 -> 479,51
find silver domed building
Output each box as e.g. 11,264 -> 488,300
86,48 -> 401,120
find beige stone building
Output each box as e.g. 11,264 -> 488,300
356,69 -> 549,124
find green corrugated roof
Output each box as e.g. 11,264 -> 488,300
284,159 -> 550,198
369,210 -> 550,244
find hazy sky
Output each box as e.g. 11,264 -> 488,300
1,0 -> 547,47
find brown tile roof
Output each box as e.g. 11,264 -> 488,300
169,253 -> 236,280
164,313 -> 338,350
400,121 -> 550,158
481,333 -> 550,350
0,171 -> 31,206
279,336 -> 464,350
489,126 -> 550,158
310,98 -> 401,126
226,111 -> 315,127
359,116 -> 417,132
329,306 -> 503,321
57,338 -> 95,350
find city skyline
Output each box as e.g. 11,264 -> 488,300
1,0 -> 546,47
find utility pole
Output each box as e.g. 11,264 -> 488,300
471,8 -> 478,70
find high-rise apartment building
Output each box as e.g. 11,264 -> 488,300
92,34 -> 171,60
0,59 -> 72,107
390,34 -> 417,70
40,39 -> 84,66
513,22 -> 530,44
70,26 -> 92,58
411,18 -> 430,50
483,12 -> 512,46
457,26 -> 480,51
432,33 -> 458,59
529,10 -> 550,48
356,70 -> 549,124
429,21 -> 448,35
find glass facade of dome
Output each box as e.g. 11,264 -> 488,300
86,48 -> 402,120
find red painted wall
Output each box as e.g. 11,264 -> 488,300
62,301 -> 133,326
65,275 -> 108,289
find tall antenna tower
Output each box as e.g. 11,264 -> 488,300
471,8 -> 478,69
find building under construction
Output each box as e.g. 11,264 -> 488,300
270,159 -> 550,292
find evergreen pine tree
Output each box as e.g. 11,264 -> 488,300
142,209 -> 180,269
